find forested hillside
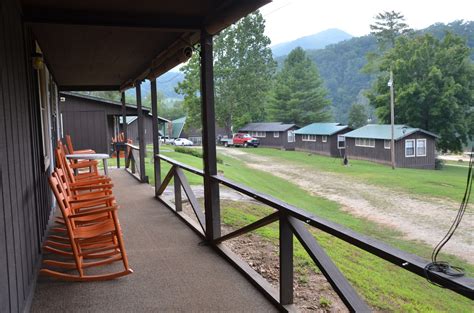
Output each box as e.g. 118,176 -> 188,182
277,20 -> 473,123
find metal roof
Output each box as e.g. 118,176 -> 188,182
171,116 -> 186,138
239,122 -> 297,132
22,0 -> 271,91
343,124 -> 439,140
293,123 -> 348,135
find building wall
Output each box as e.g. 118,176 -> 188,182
243,128 -> 298,150
295,131 -> 348,157
0,1 -> 53,312
345,132 -> 436,169
60,94 -> 151,153
126,116 -> 154,146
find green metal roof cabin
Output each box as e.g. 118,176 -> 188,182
343,124 -> 440,169
293,123 -> 351,157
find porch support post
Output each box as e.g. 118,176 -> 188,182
200,30 -> 221,240
279,214 -> 294,305
136,82 -> 148,183
119,91 -> 127,169
150,79 -> 161,195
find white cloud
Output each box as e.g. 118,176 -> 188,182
260,0 -> 474,45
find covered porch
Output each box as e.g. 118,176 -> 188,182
31,169 -> 275,312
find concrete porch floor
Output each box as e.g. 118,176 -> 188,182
31,169 -> 276,312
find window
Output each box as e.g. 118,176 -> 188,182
250,131 -> 266,138
37,62 -> 53,171
337,135 -> 345,149
355,138 -> 375,148
322,135 -> 328,143
302,134 -> 316,141
273,131 -> 279,138
405,139 -> 415,157
416,139 -> 427,156
384,140 -> 391,149
287,131 -> 295,143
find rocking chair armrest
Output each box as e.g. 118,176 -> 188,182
71,195 -> 116,210
69,160 -> 98,169
69,206 -> 117,218
70,183 -> 114,190
70,190 -> 112,200
69,194 -> 113,204
70,178 -> 112,186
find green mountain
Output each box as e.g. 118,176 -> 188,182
271,28 -> 353,57
277,20 -> 474,124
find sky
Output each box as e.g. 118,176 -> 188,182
260,0 -> 474,45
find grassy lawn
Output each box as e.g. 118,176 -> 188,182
110,147 -> 473,311
242,148 -> 470,202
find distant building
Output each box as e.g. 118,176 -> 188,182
171,116 -> 227,145
343,124 -> 439,169
239,122 -> 299,150
60,92 -> 168,153
294,123 -> 351,157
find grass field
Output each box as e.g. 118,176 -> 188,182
241,148 -> 470,203
109,147 -> 473,311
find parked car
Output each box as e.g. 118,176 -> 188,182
219,133 -> 259,147
173,138 -> 194,146
159,136 -> 174,144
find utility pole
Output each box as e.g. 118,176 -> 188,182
388,69 -> 395,169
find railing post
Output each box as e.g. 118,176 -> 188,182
150,79 -> 161,196
136,82 -> 148,183
174,171 -> 182,212
120,92 -> 127,169
279,214 -> 294,305
200,30 -> 221,241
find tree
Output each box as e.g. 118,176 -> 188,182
268,47 -> 332,125
370,11 -> 411,49
176,11 -> 276,135
348,103 -> 368,128
367,33 -> 474,152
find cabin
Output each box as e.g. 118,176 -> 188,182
344,124 -> 439,169
239,122 -> 299,150
1,1 -> 470,312
294,123 -> 351,157
60,92 -> 168,153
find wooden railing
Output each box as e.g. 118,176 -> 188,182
124,143 -> 147,183
155,154 -> 473,311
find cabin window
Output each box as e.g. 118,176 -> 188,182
355,138 -> 375,148
416,139 -> 427,156
273,131 -> 279,138
302,134 -> 316,141
337,135 -> 345,149
405,139 -> 415,157
384,140 -> 391,149
37,61 -> 53,171
287,131 -> 295,143
322,135 -> 328,143
250,131 -> 266,137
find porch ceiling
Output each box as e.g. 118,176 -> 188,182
21,0 -> 271,91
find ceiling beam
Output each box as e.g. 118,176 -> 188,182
23,8 -> 202,32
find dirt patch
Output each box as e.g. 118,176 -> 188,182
219,148 -> 474,263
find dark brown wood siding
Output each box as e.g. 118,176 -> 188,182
60,94 -> 151,153
395,132 -> 436,169
126,116 -> 154,146
295,129 -> 350,157
1,1 -> 53,312
345,131 -> 436,169
242,127 -> 298,150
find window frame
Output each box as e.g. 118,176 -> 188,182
287,130 -> 295,143
355,138 -> 375,148
384,140 -> 391,149
416,138 -> 427,157
322,135 -> 328,143
405,139 -> 415,157
337,135 -> 345,149
273,131 -> 280,138
302,134 -> 316,142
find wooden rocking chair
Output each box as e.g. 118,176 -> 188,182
41,173 -> 133,281
66,134 -> 96,154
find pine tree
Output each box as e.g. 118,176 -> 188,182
268,47 -> 332,125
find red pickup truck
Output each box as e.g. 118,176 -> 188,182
220,133 -> 260,147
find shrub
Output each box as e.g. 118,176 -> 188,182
435,158 -> 445,170
174,146 -> 223,164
